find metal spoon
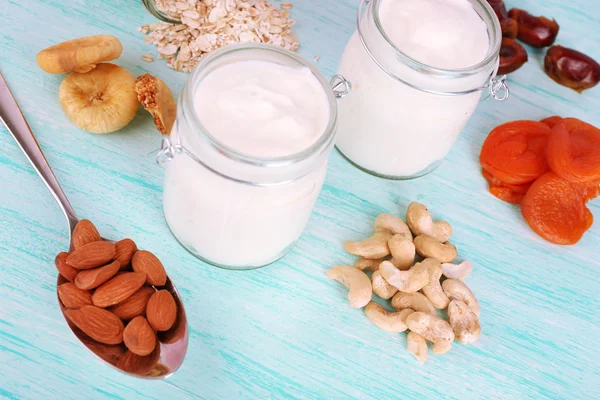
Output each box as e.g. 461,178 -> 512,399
0,73 -> 188,379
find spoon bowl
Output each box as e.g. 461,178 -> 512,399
0,73 -> 188,378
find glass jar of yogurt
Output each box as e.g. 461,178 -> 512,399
336,0 -> 508,179
158,44 -> 345,270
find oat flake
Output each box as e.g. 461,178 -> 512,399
139,0 -> 300,72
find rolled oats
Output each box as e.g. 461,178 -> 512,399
139,0 -> 300,72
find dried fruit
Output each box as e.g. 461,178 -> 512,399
92,272 -> 147,308
115,239 -> 138,270
132,250 -> 167,286
544,45 -> 600,93
482,168 -> 531,204
508,8 -> 559,48
146,290 -> 177,332
486,0 -> 508,21
58,282 -> 92,308
59,63 -> 139,134
66,241 -> 116,270
74,260 -> 120,290
500,18 -> 518,39
123,317 -> 157,356
117,345 -> 161,376
135,74 -> 177,135
498,38 -> 528,75
480,120 -> 551,185
64,305 -> 124,345
55,252 -> 78,282
72,219 -> 101,250
546,119 -> 600,183
109,286 -> 155,320
36,35 -> 122,74
540,116 -> 563,129
521,172 -> 592,244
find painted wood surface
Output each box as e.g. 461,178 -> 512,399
1,0 -> 599,399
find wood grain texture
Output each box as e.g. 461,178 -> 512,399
1,0 -> 599,399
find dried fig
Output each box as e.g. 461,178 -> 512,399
498,38 -> 528,75
36,35 -> 122,74
544,45 -> 600,93
508,8 -> 559,48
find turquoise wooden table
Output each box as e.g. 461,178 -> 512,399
1,0 -> 599,398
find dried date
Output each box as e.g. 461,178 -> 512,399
486,0 -> 508,21
509,8 -> 559,48
500,18 -> 518,39
498,38 -> 528,75
545,45 -> 600,93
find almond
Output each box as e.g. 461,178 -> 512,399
55,252 -> 78,282
75,260 -> 120,290
115,239 -> 138,270
72,219 -> 101,250
132,250 -> 167,286
64,305 -> 124,344
66,241 -> 116,270
117,344 -> 161,376
92,272 -> 146,308
123,316 -> 157,356
58,282 -> 92,308
158,296 -> 186,344
146,290 -> 177,331
109,286 -> 155,320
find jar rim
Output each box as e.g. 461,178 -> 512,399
367,0 -> 502,77
182,44 -> 338,168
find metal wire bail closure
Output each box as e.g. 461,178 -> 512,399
331,74 -> 351,98
489,74 -> 510,101
156,136 -> 181,165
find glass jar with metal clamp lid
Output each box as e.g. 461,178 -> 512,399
156,44 -> 350,270
336,0 -> 509,179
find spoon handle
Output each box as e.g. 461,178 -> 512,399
0,73 -> 79,232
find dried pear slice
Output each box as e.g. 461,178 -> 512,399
37,35 -> 122,74
135,74 -> 176,135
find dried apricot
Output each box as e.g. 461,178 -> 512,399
482,168 -> 531,204
547,119 -> 600,184
480,121 -> 552,185
540,116 -> 562,129
521,172 -> 592,245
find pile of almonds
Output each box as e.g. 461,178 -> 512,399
327,202 -> 481,364
55,220 -> 183,376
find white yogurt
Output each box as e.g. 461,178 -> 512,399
163,57 -> 332,268
336,0 -> 492,177
193,60 -> 330,158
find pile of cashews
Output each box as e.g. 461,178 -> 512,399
327,201 -> 481,364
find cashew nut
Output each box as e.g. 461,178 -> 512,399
406,312 -> 455,355
442,279 -> 480,317
344,231 -> 392,259
379,260 -> 428,293
371,270 -> 398,299
388,234 -> 416,270
364,302 -> 413,333
442,261 -> 473,280
407,331 -> 428,365
391,292 -> 435,315
354,257 -> 381,272
326,266 -> 372,308
448,300 -> 481,344
414,235 -> 457,263
406,202 -> 452,242
421,258 -> 449,309
374,214 -> 412,240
